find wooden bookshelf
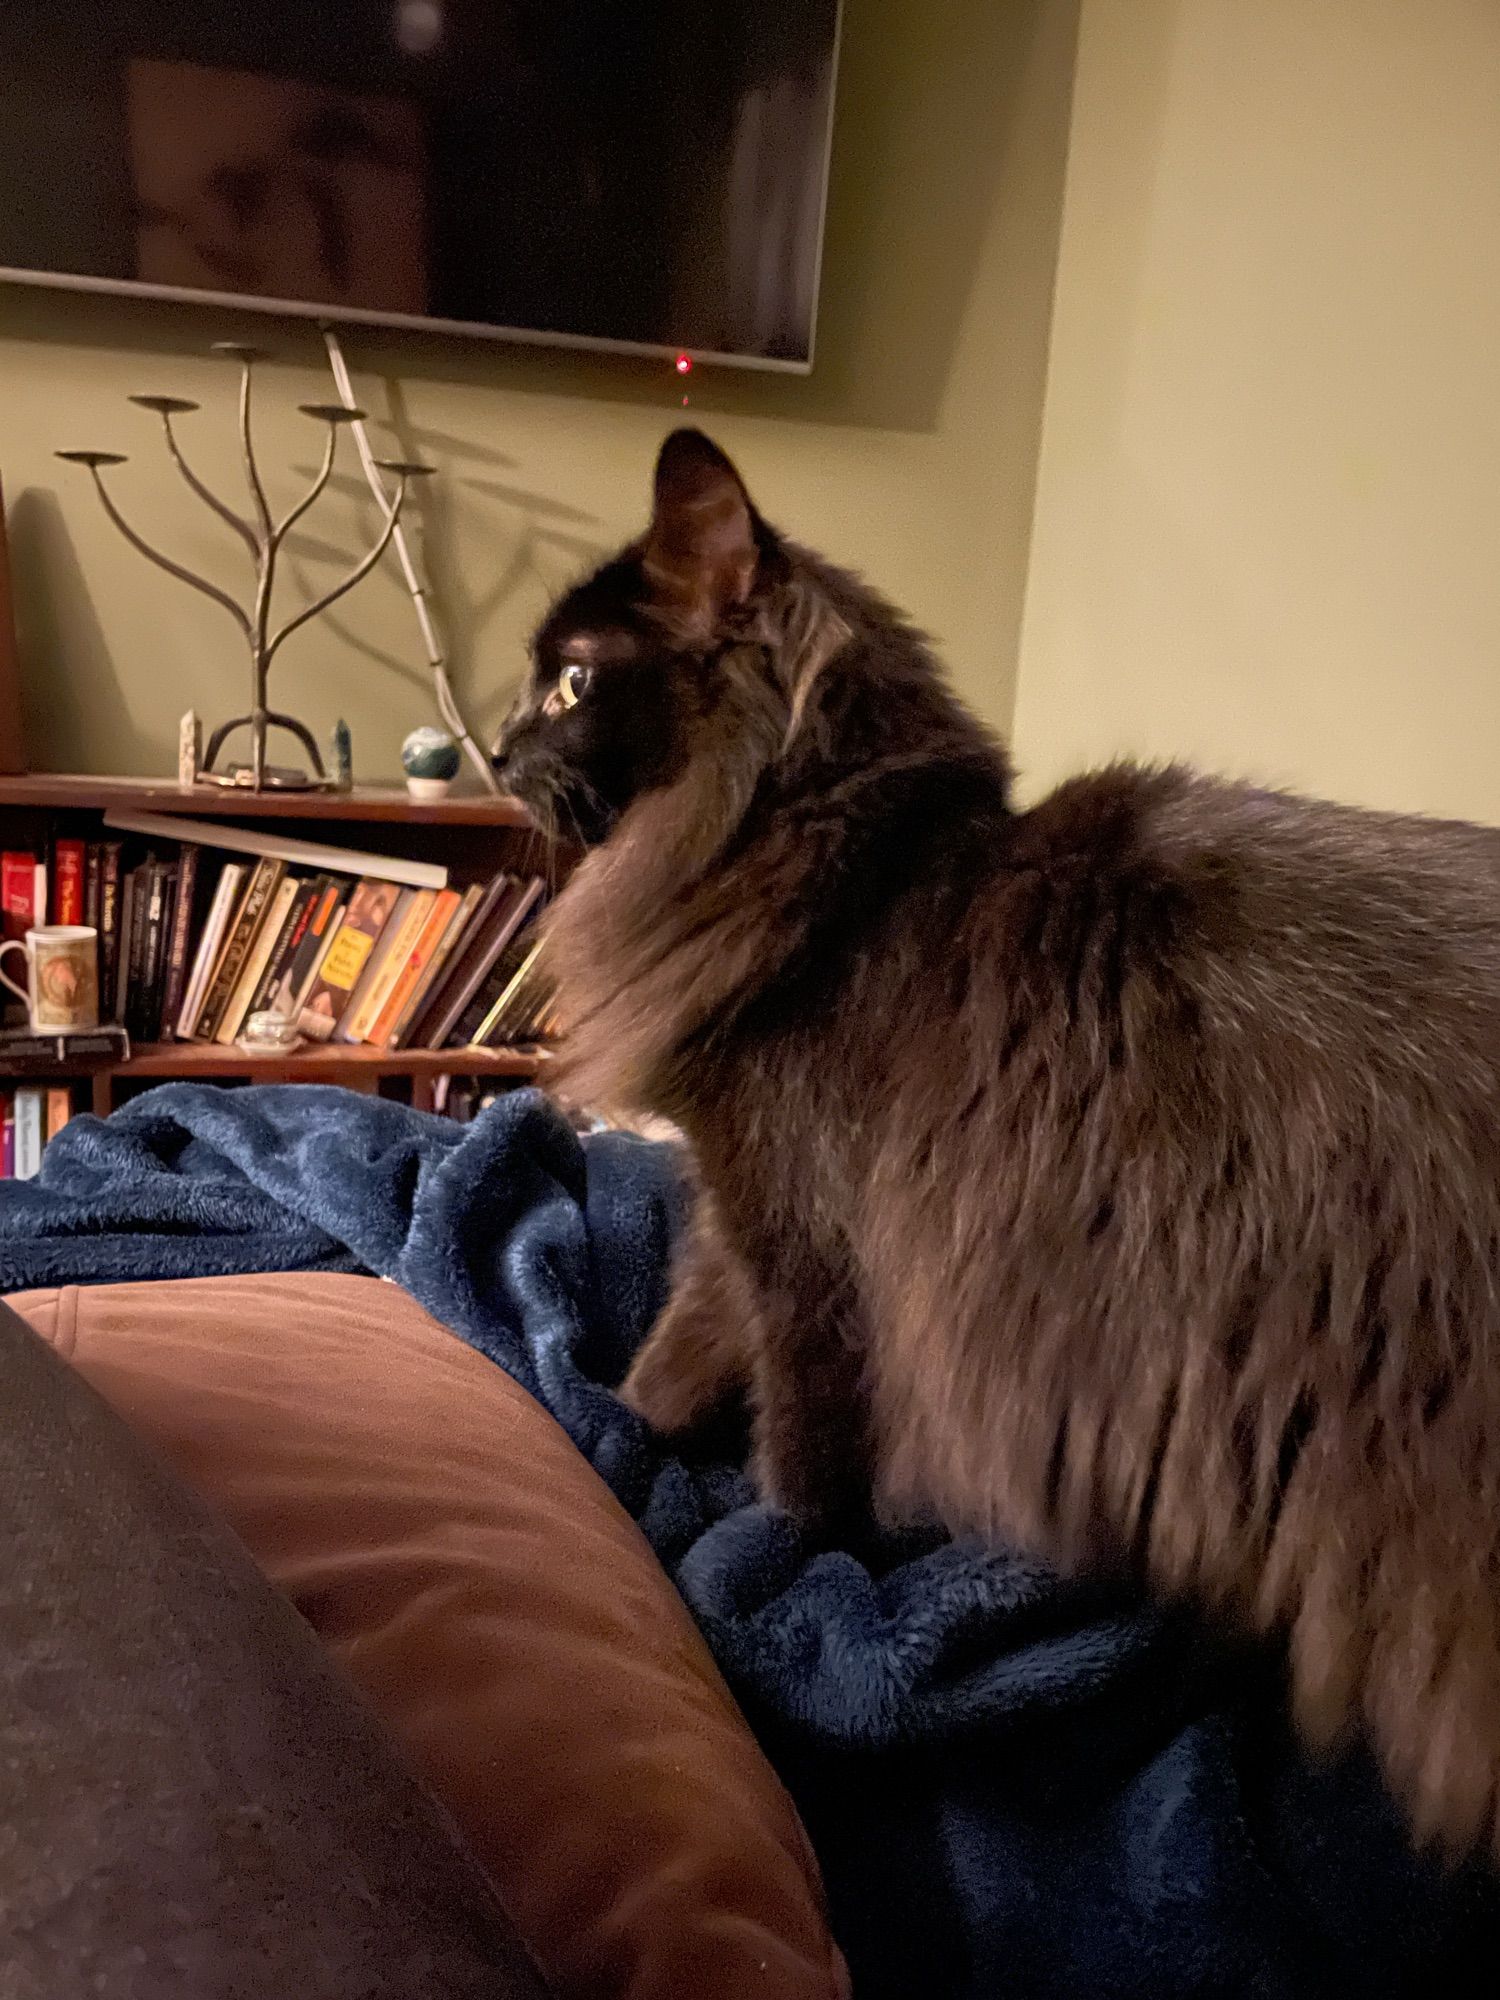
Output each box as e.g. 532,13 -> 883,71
0,773 -> 556,1120
0,774 -> 533,827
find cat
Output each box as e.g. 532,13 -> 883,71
492,427 -> 1500,1862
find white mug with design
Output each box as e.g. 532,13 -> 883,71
0,925 -> 100,1033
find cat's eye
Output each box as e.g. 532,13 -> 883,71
557,662 -> 591,709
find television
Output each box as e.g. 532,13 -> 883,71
0,2 -> 842,372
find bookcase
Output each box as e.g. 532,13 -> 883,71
0,774 -> 556,1124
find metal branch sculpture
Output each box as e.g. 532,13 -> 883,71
57,342 -> 433,791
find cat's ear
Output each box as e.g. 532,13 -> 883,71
643,429 -> 759,640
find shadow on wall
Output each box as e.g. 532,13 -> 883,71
273,378 -> 609,735
6,489 -> 158,773
0,0 -> 1077,438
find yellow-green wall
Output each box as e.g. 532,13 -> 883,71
1013,0 -> 1500,822
0,0 -> 1077,782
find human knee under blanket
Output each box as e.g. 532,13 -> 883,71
1,1081 -> 1495,1999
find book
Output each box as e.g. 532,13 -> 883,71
14,1085 -> 43,1179
400,874 -> 516,1051
369,887 -> 462,1048
45,1086 -> 72,1141
0,851 -> 32,944
469,936 -> 550,1047
333,885 -> 416,1042
123,862 -> 157,1041
0,1094 -> 13,1177
0,850 -> 35,1023
175,860 -> 246,1040
428,877 -> 545,1051
113,868 -> 138,1025
157,843 -> 201,1038
267,877 -> 345,1021
385,884 -> 484,1050
339,887 -> 434,1043
101,809 -> 447,892
129,860 -> 175,1042
194,858 -> 284,1042
298,879 -> 402,1041
216,874 -> 300,1044
83,843 -> 102,935
448,923 -> 534,1046
246,875 -> 319,1020
98,843 -> 124,1018
53,838 -> 85,925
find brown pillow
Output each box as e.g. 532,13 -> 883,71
7,1273 -> 849,2000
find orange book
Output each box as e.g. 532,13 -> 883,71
368,887 -> 461,1048
45,1086 -> 72,1141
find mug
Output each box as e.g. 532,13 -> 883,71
0,925 -> 100,1033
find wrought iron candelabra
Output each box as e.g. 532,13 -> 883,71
58,342 -> 432,790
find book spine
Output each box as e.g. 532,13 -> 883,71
275,878 -> 339,1016
465,936 -> 546,1047
387,888 -> 480,1050
247,877 -> 316,1019
0,1093 -> 13,1177
0,850 -> 33,942
45,1085 -> 72,1141
98,843 -> 123,1017
14,1085 -> 43,1179
157,843 -> 200,1039
370,888 -> 460,1048
428,878 -> 544,1051
216,875 -> 299,1044
289,891 -> 348,1015
140,862 -> 176,1042
123,864 -> 155,1040
113,870 -> 138,1026
402,874 -> 514,1051
83,843 -> 102,934
53,838 -> 86,925
175,861 -> 243,1040
341,888 -> 430,1043
298,881 -> 399,1041
387,885 -> 483,1050
195,859 -> 282,1041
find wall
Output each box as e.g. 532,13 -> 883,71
1013,0 -> 1500,822
0,0 -> 1078,782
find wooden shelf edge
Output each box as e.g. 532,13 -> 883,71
0,1042 -> 551,1079
126,1042 -> 552,1078
0,773 -> 533,827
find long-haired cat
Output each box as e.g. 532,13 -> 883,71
493,428 -> 1500,1861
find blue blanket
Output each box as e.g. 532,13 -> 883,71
2,1084 -> 1494,1996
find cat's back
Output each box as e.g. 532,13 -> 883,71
1005,762 -> 1500,1093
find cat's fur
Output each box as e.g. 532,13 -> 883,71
493,429 -> 1500,1860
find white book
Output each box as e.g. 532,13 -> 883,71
216,875 -> 299,1045
14,1086 -> 43,1180
175,861 -> 246,1040
101,809 -> 447,892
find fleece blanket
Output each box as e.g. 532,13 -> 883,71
1,1083 -> 1495,1997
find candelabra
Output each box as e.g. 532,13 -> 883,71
58,342 -> 432,790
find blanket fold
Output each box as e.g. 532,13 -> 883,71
2,1083 -> 1493,1997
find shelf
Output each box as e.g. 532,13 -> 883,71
0,774 -> 532,827
124,1041 -> 550,1079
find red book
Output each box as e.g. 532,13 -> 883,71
0,1094 -> 13,1178
2,850 -> 36,942
53,838 -> 86,925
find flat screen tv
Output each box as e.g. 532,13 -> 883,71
0,2 -> 841,371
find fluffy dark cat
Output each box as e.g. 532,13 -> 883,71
493,428 -> 1500,1861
